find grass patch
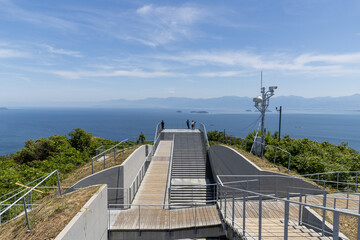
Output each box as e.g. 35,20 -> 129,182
61,148 -> 136,187
222,144 -> 298,175
0,186 -> 100,240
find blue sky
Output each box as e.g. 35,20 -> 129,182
1,0 -> 360,106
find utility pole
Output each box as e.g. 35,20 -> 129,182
276,106 -> 282,141
253,73 -> 277,158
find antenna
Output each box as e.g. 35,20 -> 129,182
261,71 -> 263,89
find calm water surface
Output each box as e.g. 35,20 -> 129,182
0,108 -> 359,155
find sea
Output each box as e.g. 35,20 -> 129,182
0,108 -> 359,156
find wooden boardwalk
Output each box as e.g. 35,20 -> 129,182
111,205 -> 221,230
221,200 -> 335,239
131,141 -> 172,207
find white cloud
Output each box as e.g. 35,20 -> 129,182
0,0 -> 76,31
51,69 -> 181,79
132,4 -> 206,46
155,50 -> 360,76
43,45 -> 82,58
0,48 -> 28,58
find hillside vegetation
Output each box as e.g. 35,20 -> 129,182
208,130 -> 360,184
0,128 -> 130,197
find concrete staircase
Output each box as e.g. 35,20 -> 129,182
167,131 -> 213,205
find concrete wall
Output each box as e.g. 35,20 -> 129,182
208,145 -> 321,197
122,145 -> 152,188
55,185 -> 108,240
67,145 -> 152,205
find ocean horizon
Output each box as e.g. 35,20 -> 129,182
0,108 -> 359,155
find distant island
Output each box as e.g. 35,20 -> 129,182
190,111 -> 208,114
176,110 -> 182,113
0,107 -> 8,111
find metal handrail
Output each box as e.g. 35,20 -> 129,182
253,140 -> 292,171
198,122 -> 210,148
91,139 -> 129,174
167,134 -> 175,205
219,177 -> 360,239
128,144 -> 155,203
220,184 -> 360,218
92,139 -> 128,160
0,170 -> 61,230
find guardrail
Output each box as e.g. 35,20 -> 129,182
298,171 -> 360,192
91,139 -> 129,174
198,122 -> 210,149
217,175 -> 360,239
0,170 -> 62,231
252,140 -> 292,172
167,134 -> 175,205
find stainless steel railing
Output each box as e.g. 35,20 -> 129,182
0,170 -> 62,230
91,139 -> 129,174
167,134 -> 175,205
217,174 -> 360,239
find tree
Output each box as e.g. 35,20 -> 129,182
138,132 -> 146,144
68,128 -> 92,152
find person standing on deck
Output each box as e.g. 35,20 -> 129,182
186,119 -> 190,129
191,120 -> 196,130
161,120 -> 165,129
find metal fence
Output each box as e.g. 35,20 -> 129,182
91,139 -> 133,174
217,175 -> 360,240
0,170 -> 62,231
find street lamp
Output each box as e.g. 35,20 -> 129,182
253,85 -> 277,157
276,106 -> 282,141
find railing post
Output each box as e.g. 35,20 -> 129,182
337,172 -> 339,191
287,154 -> 291,173
23,197 -> 31,231
14,195 -> 17,217
284,200 -> 289,240
30,191 -> 33,210
113,148 -> 116,162
243,191 -> 246,236
274,148 -> 277,164
103,153 -> 106,169
91,157 -> 94,174
298,189 -> 303,225
347,183 -> 350,209
322,191 -> 327,236
356,172 -> 359,192
232,191 -> 235,227
224,190 -> 227,219
219,184 -> 222,210
333,211 -> 339,240
56,170 -> 62,197
259,195 -> 262,239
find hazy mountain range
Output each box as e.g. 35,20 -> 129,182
4,94 -> 360,112
95,94 -> 360,113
